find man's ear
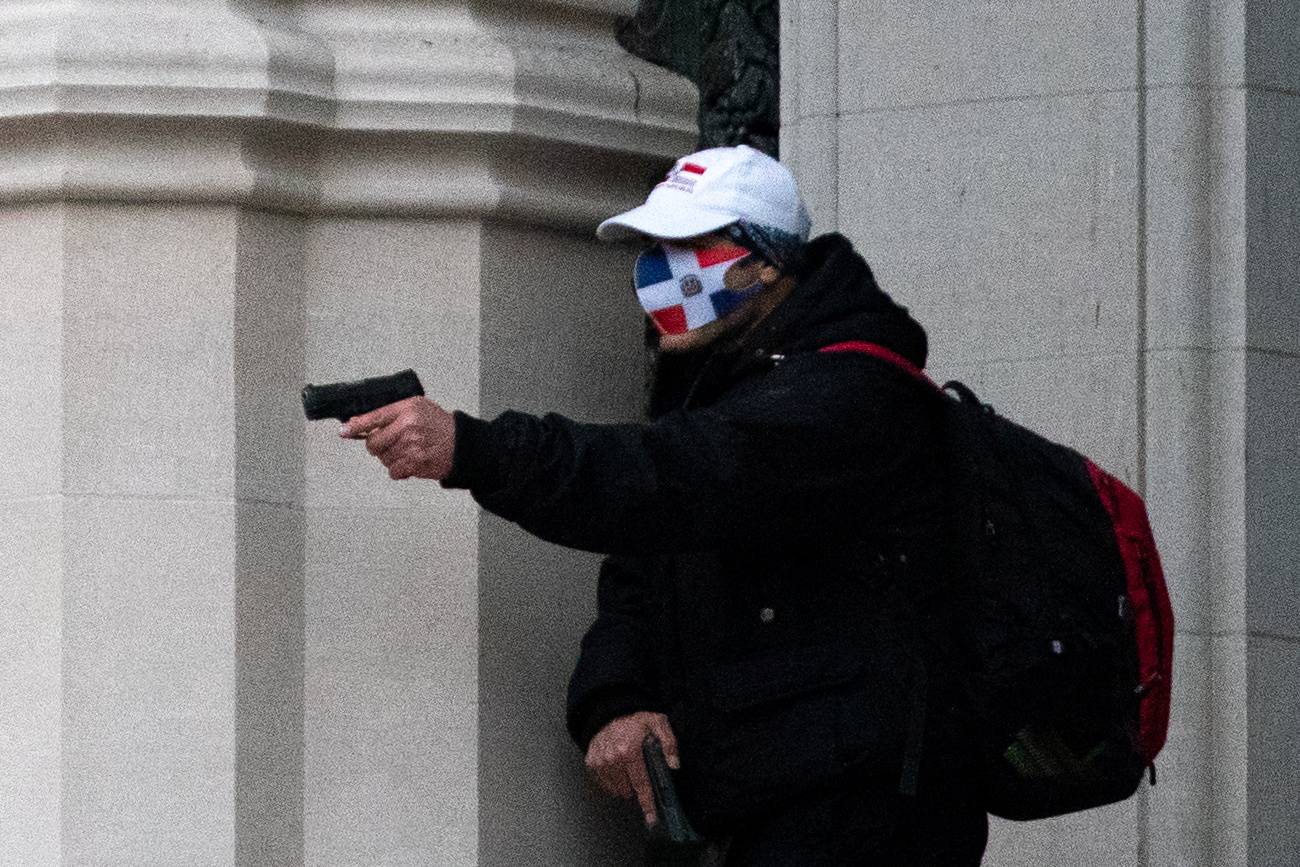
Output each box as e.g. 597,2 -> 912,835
758,263 -> 782,286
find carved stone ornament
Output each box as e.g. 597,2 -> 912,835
617,0 -> 780,157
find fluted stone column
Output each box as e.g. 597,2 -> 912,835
0,2 -> 695,864
782,2 -> 1300,865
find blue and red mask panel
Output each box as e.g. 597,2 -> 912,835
633,242 -> 760,335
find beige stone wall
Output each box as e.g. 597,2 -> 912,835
782,2 -> 1300,865
0,2 -> 694,864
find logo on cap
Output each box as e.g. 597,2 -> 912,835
658,162 -> 708,194
679,274 -> 704,296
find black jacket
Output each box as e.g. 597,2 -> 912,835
444,234 -> 952,825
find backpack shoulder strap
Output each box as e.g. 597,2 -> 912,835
818,341 -> 941,391
819,341 -> 943,798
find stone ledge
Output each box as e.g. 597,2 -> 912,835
0,1 -> 697,229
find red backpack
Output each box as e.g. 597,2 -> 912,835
822,341 -> 1174,820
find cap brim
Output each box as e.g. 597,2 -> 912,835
597,202 -> 738,243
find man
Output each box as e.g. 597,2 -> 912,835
342,146 -> 988,864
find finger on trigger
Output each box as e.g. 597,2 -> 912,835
341,402 -> 402,438
625,757 -> 657,825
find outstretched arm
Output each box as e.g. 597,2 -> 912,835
343,354 -> 926,556
445,355 -> 922,555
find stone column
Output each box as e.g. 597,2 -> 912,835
782,2 -> 1299,865
0,1 -> 694,864
1142,6 -> 1300,865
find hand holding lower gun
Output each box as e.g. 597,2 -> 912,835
585,711 -> 681,826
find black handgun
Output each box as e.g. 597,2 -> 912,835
643,735 -> 706,863
301,369 -> 425,422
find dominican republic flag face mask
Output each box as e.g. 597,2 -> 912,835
633,242 -> 763,335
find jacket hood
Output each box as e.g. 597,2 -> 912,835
760,233 -> 928,365
646,234 -> 929,416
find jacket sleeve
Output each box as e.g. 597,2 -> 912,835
565,554 -> 662,750
442,353 -> 926,556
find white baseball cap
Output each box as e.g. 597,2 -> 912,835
598,145 -> 812,243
